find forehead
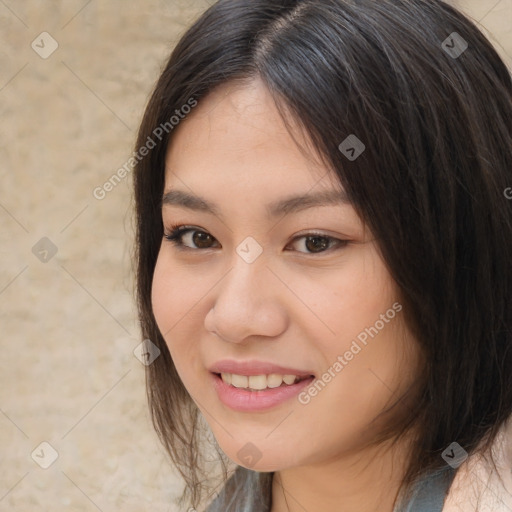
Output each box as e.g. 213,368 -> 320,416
164,78 -> 341,200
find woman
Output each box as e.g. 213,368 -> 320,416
133,0 -> 512,510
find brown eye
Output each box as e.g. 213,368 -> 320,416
288,234 -> 348,254
164,226 -> 220,250
305,236 -> 330,253
192,231 -> 215,248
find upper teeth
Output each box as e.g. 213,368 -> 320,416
221,373 -> 306,390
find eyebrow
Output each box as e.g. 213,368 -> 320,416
161,188 -> 351,219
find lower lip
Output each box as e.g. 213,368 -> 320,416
210,372 -> 315,412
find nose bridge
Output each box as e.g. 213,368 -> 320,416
220,251 -> 270,318
205,248 -> 287,342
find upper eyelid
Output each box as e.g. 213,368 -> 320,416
164,226 -> 345,239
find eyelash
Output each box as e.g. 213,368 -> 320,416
163,224 -> 349,254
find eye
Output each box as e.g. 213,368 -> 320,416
164,225 -> 348,254
287,234 -> 348,254
164,225 -> 220,250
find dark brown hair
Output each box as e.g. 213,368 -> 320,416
133,0 -> 512,510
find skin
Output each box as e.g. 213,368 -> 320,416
151,78 -> 423,512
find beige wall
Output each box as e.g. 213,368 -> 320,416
0,1 -> 510,511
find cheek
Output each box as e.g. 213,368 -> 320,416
299,250 -> 414,404
151,253 -> 196,359
151,251 -> 213,372
151,254 -> 200,394
151,253 -> 175,333
288,246 -> 397,348
151,252 -> 204,334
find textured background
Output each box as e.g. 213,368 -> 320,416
0,1 -> 510,511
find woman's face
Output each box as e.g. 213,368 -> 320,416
152,78 -> 421,471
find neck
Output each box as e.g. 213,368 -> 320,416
270,435 -> 414,512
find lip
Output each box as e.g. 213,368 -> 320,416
208,359 -> 315,378
210,372 -> 315,412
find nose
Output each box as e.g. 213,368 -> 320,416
204,256 -> 288,344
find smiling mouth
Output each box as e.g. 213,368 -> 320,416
213,372 -> 314,392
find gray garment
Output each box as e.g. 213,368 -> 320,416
394,465 -> 457,512
206,465 -> 456,512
